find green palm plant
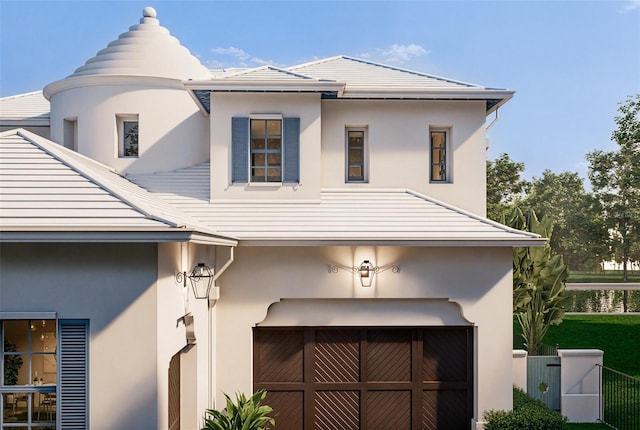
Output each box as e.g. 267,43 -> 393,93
202,389 -> 275,430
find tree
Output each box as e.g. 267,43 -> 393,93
505,208 -> 569,355
486,153 -> 530,221
523,170 -> 608,271
587,94 -> 640,311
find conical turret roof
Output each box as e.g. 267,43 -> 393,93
71,7 -> 211,81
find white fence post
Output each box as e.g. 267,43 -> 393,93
557,349 -> 604,422
512,349 -> 528,391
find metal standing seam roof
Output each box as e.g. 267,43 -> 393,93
0,129 -> 235,245
127,164 -> 544,246
0,92 -> 50,124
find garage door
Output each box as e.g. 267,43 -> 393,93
253,327 -> 473,429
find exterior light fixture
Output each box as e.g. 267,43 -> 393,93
330,260 -> 400,287
359,260 -> 374,287
176,263 -> 214,299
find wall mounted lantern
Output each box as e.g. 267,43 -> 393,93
176,263 -> 214,299
330,260 -> 399,287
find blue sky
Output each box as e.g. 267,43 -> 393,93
1,1 -> 639,181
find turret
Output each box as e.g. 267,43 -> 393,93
44,7 -> 211,173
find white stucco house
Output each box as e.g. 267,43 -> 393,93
0,7 -> 544,430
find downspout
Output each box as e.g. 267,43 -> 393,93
485,108 -> 500,150
208,246 -> 234,409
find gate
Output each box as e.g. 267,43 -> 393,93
527,355 -> 561,411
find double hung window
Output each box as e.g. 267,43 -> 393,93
250,119 -> 282,183
232,116 -> 300,184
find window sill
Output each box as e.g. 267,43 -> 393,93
247,182 -> 283,188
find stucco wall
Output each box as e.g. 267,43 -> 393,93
213,245 -> 514,422
209,93 -> 323,201
48,83 -> 208,174
0,243 -> 159,429
321,99 -> 488,215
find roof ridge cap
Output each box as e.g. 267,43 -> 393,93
0,91 -> 44,102
342,56 -> 484,89
14,129 -> 188,229
288,55 -> 346,71
405,189 -> 541,238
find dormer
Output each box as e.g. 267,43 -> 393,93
186,67 -> 345,202
43,7 -> 211,174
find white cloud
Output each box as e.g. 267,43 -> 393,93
210,46 -> 251,61
620,0 -> 640,12
207,46 -> 285,69
361,44 -> 429,64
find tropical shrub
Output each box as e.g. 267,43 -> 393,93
483,387 -> 568,430
202,389 -> 275,430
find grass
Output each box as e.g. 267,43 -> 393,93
514,314 -> 640,377
567,270 -> 640,283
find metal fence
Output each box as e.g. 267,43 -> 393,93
598,364 -> 640,429
533,343 -> 559,357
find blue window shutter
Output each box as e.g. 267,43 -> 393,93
58,320 -> 89,430
232,117 -> 249,183
283,117 -> 300,183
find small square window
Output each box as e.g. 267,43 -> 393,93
346,128 -> 367,182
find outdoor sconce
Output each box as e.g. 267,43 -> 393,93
330,260 -> 399,287
176,263 -> 214,299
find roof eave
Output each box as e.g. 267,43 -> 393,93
232,238 -> 548,247
0,228 -> 237,245
185,80 -> 346,93
340,88 -> 513,99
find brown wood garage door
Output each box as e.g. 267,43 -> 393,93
253,327 -> 473,430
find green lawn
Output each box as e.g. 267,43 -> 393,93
567,270 -> 640,283
514,314 -> 640,377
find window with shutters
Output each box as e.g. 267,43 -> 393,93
232,116 -> 300,184
1,319 -> 57,428
0,318 -> 88,429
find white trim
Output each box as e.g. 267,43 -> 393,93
257,298 -> 472,327
43,75 -> 186,100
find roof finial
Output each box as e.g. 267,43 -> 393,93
142,6 -> 157,19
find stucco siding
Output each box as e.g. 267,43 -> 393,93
321,99 -> 487,215
49,85 -> 208,175
0,242 -> 159,429
213,245 -> 514,422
